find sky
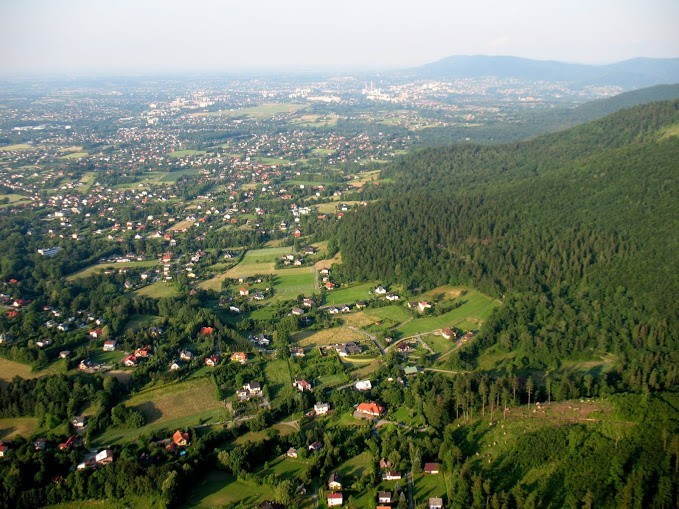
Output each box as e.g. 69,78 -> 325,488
0,0 -> 678,75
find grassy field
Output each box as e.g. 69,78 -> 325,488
292,113 -> 339,127
365,305 -> 411,322
182,471 -> 275,508
424,334 -> 456,355
256,455 -> 311,481
135,281 -> 180,298
167,149 -> 207,158
158,168 -> 203,181
167,218 -> 196,231
90,350 -> 126,365
67,260 -> 158,280
293,327 -> 365,347
60,151 -> 88,159
413,472 -> 448,506
0,143 -> 35,151
314,200 -> 366,215
0,417 -> 42,440
264,358 -> 292,399
272,270 -> 315,300
215,103 -> 307,119
337,451 -> 373,478
397,288 -> 499,336
340,311 -> 377,328
0,193 -> 31,205
43,502 -> 134,509
391,406 -> 426,427
0,358 -> 64,382
348,170 -> 381,188
225,246 -> 293,277
95,377 -> 226,445
324,282 -> 376,306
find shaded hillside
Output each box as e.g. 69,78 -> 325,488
412,55 -> 679,89
335,101 -> 679,387
414,83 -> 679,145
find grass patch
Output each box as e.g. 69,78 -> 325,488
391,407 -> 426,427
0,417 -> 42,440
95,377 -> 226,446
224,246 -> 293,278
340,311 -> 377,328
135,281 -> 180,299
314,200 -> 366,214
264,358 -> 292,399
90,350 -> 126,365
257,455 -> 311,481
211,103 -> 307,119
67,260 -> 158,281
158,168 -> 203,181
167,149 -> 207,158
324,282 -> 376,306
413,472 -> 447,505
167,218 -> 196,231
0,358 -> 64,382
365,305 -> 412,324
397,288 -> 499,336
0,144 -> 35,151
659,122 -> 679,140
272,270 -> 315,300
60,151 -> 88,159
182,471 -> 275,508
424,334 -> 457,355
337,451 -> 373,478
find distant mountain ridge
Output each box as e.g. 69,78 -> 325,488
412,55 -> 679,89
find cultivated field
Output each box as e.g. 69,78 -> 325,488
95,377 -> 226,445
167,218 -> 196,231
167,149 -> 207,158
293,327 -> 365,347
135,281 -> 180,298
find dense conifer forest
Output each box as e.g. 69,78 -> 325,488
336,100 -> 678,391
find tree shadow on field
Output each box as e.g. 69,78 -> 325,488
134,402 -> 162,424
0,427 -> 15,440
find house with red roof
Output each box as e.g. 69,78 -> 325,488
356,402 -> 385,418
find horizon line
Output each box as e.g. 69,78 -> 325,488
0,54 -> 677,81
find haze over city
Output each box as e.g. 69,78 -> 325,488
1,0 -> 678,75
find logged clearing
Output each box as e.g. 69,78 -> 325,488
341,312 -> 377,328
293,327 -> 365,347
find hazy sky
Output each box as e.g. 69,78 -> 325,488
1,0 -> 678,75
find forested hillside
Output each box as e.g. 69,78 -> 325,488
335,100 -> 679,390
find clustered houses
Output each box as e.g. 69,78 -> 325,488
0,78 -> 524,507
